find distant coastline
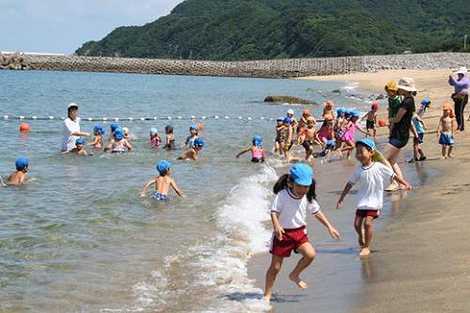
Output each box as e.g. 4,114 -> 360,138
2,52 -> 470,79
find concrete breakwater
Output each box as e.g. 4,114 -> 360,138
3,52 -> 470,78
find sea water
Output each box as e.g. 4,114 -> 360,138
0,70 -> 366,313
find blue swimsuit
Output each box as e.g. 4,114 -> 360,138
152,192 -> 168,201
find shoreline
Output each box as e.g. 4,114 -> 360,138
248,71 -> 470,312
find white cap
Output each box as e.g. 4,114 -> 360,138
456,67 -> 468,75
68,102 -> 79,110
287,109 -> 295,115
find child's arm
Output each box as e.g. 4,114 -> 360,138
336,182 -> 353,209
313,130 -> 323,146
170,179 -> 184,197
313,211 -> 341,240
125,140 -> 133,151
270,212 -> 285,241
88,137 -> 98,146
236,147 -> 251,158
451,119 -> 455,136
140,179 -> 155,197
360,112 -> 369,121
436,117 -> 442,137
392,174 -> 412,191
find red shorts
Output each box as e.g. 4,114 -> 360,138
356,209 -> 380,219
270,226 -> 309,257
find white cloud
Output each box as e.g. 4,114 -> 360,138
0,0 -> 184,53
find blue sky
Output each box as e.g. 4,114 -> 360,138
1,0 -> 184,54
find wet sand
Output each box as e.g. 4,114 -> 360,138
248,70 -> 470,312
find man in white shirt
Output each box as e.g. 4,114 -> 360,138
62,103 -> 89,152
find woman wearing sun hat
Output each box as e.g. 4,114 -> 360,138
384,78 -> 418,190
448,67 -> 469,131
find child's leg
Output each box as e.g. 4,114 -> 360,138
448,145 -> 454,158
264,255 -> 284,302
354,215 -> 365,247
441,145 -> 447,159
361,216 -> 375,257
288,242 -> 315,289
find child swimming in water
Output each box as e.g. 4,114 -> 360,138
236,135 -> 266,163
104,128 -> 132,153
149,128 -> 161,148
109,123 -> 120,141
178,138 -> 204,161
184,125 -> 199,148
89,125 -> 105,149
164,125 -> 176,150
140,160 -> 184,200
67,138 -> 89,156
337,139 -> 411,257
264,163 -> 340,303
362,101 -> 379,139
2,157 -> 30,186
437,103 -> 455,159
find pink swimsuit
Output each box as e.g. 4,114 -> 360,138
341,122 -> 356,142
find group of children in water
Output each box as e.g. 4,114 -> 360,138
2,77 -> 462,306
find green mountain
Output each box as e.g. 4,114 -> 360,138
76,0 -> 470,61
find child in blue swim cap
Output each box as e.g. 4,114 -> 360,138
140,160 -> 184,200
3,157 -> 30,186
65,138 -> 89,156
178,138 -> 205,161
90,125 -> 105,149
236,135 -> 266,163
184,124 -> 199,148
104,128 -> 133,153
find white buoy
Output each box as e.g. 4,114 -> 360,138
19,116 -> 25,120
201,116 -> 207,120
177,116 -> 182,120
225,116 -> 230,119
88,118 -> 93,121
49,116 -> 54,120
140,117 -> 145,121
102,117 -> 108,121
32,116 -> 37,120
128,117 -> 133,121
191,115 -> 196,120
247,117 -> 252,120
167,116 -> 172,120
114,118 -> 119,122
3,115 -> 8,120
260,117 -> 265,120
214,115 -> 219,119
153,117 -> 158,120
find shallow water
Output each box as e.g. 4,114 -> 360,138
0,70 -> 370,313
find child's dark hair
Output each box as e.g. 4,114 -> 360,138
165,125 -> 174,134
273,174 -> 316,203
159,169 -> 169,176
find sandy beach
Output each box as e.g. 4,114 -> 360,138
248,69 -> 470,313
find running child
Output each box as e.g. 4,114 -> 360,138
336,139 -> 411,257
89,125 -> 105,149
278,118 -> 293,160
274,117 -> 284,154
2,157 -> 30,186
104,128 -> 132,153
322,100 -> 335,120
297,110 -> 313,134
178,138 -> 204,161
410,111 -> 427,162
164,125 -> 176,150
437,103 -> 455,159
236,135 -> 266,163
264,163 -> 340,303
140,160 -> 184,200
297,116 -> 322,160
286,109 -> 298,133
149,128 -> 161,148
340,110 -> 367,159
184,125 -> 199,148
362,101 -> 379,139
317,119 -> 336,159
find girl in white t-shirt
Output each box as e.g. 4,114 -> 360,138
337,139 -> 411,258
264,163 -> 340,304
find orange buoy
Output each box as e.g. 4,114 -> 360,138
378,119 -> 387,128
19,122 -> 31,133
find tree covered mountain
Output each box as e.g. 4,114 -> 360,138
76,0 -> 470,60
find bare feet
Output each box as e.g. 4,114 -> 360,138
289,273 -> 308,289
359,247 -> 371,258
263,295 -> 271,303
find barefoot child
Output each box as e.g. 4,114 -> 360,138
89,125 -> 105,149
437,103 -> 455,159
140,160 -> 184,200
3,157 -> 30,186
336,139 -> 411,257
362,101 -> 379,139
274,118 -> 284,154
236,135 -> 266,163
264,163 -> 340,303
297,116 -> 322,160
410,111 -> 427,162
178,138 -> 204,161
341,111 -> 367,159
